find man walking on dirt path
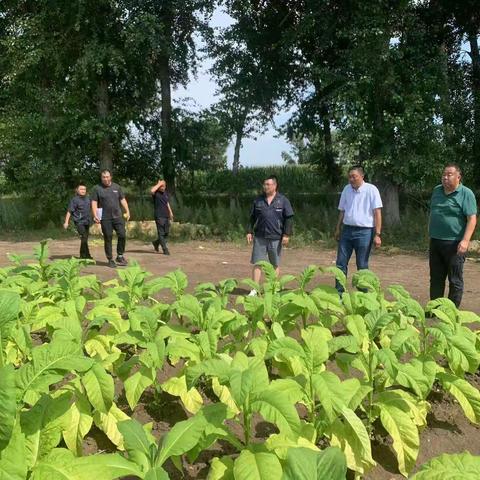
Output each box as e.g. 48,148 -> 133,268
335,166 -> 383,293
91,169 -> 130,268
429,163 -> 477,307
150,179 -> 174,255
246,175 -> 294,296
63,182 -> 93,260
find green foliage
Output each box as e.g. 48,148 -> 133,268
0,243 -> 479,479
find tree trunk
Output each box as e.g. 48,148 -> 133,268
468,30 -> 480,174
230,126 -> 243,211
232,126 -> 243,175
96,78 -> 113,172
319,101 -> 340,185
377,179 -> 401,227
159,53 -> 175,192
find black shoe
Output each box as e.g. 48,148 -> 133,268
115,256 -> 128,266
107,259 -> 117,268
152,240 -> 159,252
163,249 -> 170,255
83,255 -> 94,260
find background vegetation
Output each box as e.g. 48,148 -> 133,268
0,1 -> 479,247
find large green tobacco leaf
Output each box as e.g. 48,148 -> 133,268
445,332 -> 480,375
124,366 -> 155,410
437,372 -> 480,423
161,375 -> 203,414
118,419 -> 155,473
233,450 -> 282,480
410,452 -> 480,480
155,415 -> 207,467
146,269 -> 188,297
375,392 -> 419,477
16,340 -> 93,400
0,365 -> 16,453
93,404 -> 130,449
21,392 -> 72,468
0,421 -> 28,480
282,446 -> 347,480
144,466 -> 170,480
265,337 -> 306,361
82,363 -> 114,414
30,448 -> 142,480
251,387 -> 301,437
0,289 -> 21,346
329,407 -> 375,475
395,356 -> 437,400
62,391 -> 93,456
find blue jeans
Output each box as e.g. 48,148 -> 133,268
335,225 -> 374,293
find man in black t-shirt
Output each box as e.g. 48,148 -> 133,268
63,183 -> 92,259
150,179 -> 174,255
91,169 -> 131,268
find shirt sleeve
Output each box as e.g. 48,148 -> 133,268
247,201 -> 256,234
68,198 -> 76,214
91,187 -> 99,203
463,189 -> 478,216
338,188 -> 346,211
371,186 -> 383,209
118,186 -> 125,200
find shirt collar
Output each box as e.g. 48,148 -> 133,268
350,182 -> 366,193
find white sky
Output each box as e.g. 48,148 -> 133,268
172,8 -> 291,168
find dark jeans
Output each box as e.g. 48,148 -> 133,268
154,217 -> 170,253
429,238 -> 465,307
100,218 -> 126,260
75,223 -> 91,258
335,225 -> 374,293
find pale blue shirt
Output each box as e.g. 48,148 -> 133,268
338,182 -> 383,228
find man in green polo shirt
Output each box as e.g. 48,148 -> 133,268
429,163 -> 477,307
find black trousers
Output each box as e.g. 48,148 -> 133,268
429,238 -> 465,307
100,218 -> 126,260
75,223 -> 91,258
155,217 -> 170,252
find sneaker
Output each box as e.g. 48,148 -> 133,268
163,249 -> 170,256
248,289 -> 258,297
107,259 -> 117,268
152,240 -> 159,252
115,256 -> 128,266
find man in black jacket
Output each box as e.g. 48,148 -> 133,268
246,175 -> 294,295
150,179 -> 174,255
91,169 -> 130,268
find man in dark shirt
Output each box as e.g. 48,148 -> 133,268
91,169 -> 130,268
150,179 -> 174,255
246,175 -> 294,295
63,183 -> 92,259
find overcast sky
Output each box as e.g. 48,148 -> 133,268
172,8 -> 291,168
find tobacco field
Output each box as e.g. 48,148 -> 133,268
1,241 -> 480,479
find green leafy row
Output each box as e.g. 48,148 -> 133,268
0,242 -> 479,479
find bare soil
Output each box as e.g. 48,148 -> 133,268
1,238 -> 480,479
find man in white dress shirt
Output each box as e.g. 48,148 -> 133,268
334,166 -> 383,293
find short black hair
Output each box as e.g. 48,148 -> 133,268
264,175 -> 279,190
348,165 -> 365,176
77,182 -> 86,188
444,163 -> 462,176
101,169 -> 112,176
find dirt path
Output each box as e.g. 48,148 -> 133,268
1,238 -> 478,311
